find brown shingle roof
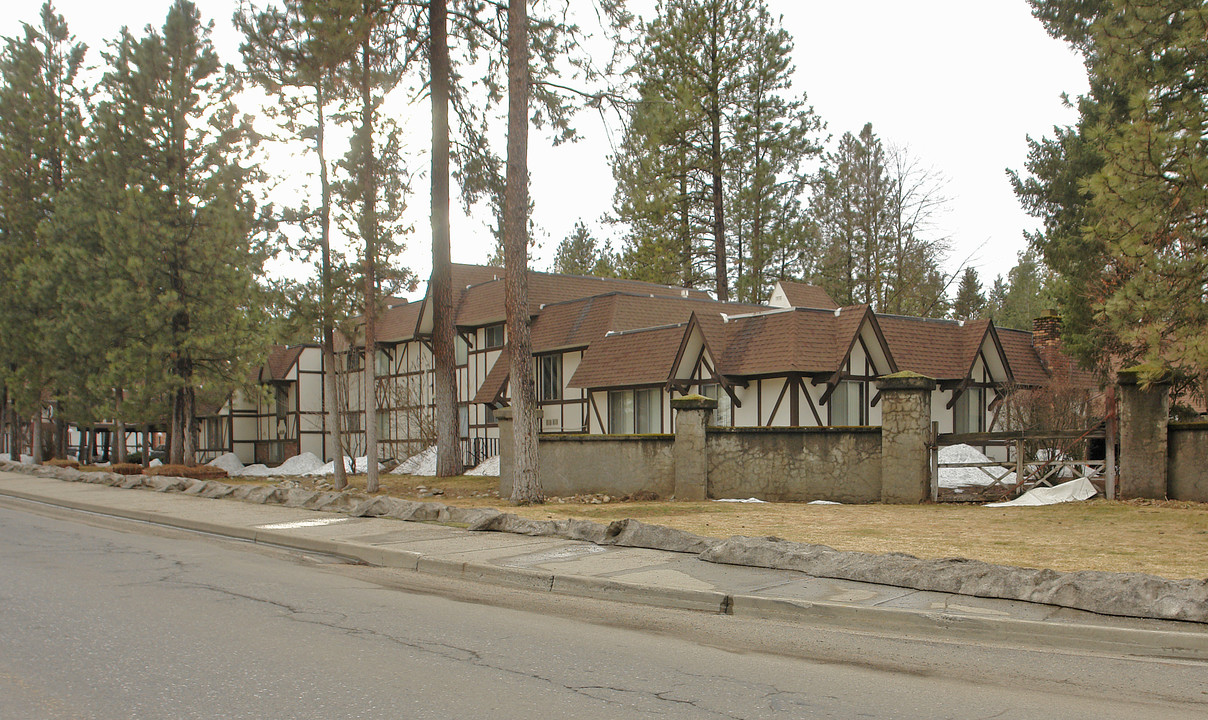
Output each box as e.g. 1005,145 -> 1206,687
472,349 -> 511,404
528,292 -> 763,352
378,301 -> 423,343
717,308 -> 847,376
568,325 -> 688,388
876,315 -> 982,380
776,281 -> 840,310
258,345 -> 304,382
456,271 -> 712,327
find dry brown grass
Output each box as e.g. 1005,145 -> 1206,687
349,474 -> 1208,580
95,465 -> 1203,580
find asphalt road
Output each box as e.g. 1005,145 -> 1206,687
1,501 -> 1205,720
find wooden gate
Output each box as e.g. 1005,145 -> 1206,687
930,428 -> 1116,503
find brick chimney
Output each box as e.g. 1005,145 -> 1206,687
1032,309 -> 1068,375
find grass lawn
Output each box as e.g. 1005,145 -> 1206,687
330,473 -> 1208,581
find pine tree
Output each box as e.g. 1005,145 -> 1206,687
0,2 -> 86,462
952,268 -> 987,321
613,0 -> 821,302
238,0 -> 355,487
553,220 -> 615,277
812,124 -> 949,316
1012,0 -> 1208,381
82,0 -> 268,466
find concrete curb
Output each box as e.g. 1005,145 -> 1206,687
2,482 -> 1207,661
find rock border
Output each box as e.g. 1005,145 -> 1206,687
3,459 -> 1204,624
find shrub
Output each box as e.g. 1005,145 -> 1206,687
109,463 -> 145,476
143,464 -> 228,480
45,458 -> 80,469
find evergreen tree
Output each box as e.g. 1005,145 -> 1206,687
553,220 -> 615,277
811,124 -> 950,316
612,0 -> 821,301
238,0 -> 356,486
0,2 -> 86,462
952,267 -> 987,321
81,0 -> 268,466
504,0 -> 540,504
1009,0 -> 1125,367
993,249 -> 1053,330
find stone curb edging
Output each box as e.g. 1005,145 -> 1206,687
2,480 -> 1208,660
3,486 -> 1208,660
2,460 -> 1207,626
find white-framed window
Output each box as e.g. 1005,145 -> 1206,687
954,387 -> 985,434
484,324 -> 505,349
829,381 -> 863,426
608,388 -> 660,434
539,354 -> 562,401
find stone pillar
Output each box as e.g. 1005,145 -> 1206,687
1116,368 -> 1170,499
492,406 -> 543,498
877,372 -> 936,504
493,406 -> 514,498
671,395 -> 716,501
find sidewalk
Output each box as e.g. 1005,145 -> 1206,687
2,469 -> 1205,660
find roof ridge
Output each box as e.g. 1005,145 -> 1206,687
604,321 -> 688,337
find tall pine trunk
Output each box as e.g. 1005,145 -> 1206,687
707,16 -> 727,302
316,82 -> 348,490
431,0 -> 463,477
505,0 -> 542,504
359,29 -> 380,493
114,388 -> 126,463
31,411 -> 43,464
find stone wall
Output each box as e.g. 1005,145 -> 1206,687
1166,423 -> 1208,503
498,433 -> 677,498
706,427 -> 882,502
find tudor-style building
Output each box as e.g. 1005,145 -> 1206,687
205,267 -> 1088,467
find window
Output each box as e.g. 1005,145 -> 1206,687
458,405 -> 469,438
485,405 -> 496,425
204,417 -> 222,450
376,409 -> 390,439
484,324 -> 505,349
455,336 -> 469,365
275,386 -> 289,422
701,384 -> 732,427
344,411 -> 362,433
346,350 -> 362,372
829,381 -> 863,426
607,388 -> 660,434
539,354 -> 562,401
376,347 -> 391,376
954,387 -> 985,434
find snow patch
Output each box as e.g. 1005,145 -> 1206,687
306,455 -> 381,476
466,455 -> 500,477
149,459 -> 162,467
808,500 -> 842,505
715,497 -> 767,503
938,444 -> 1016,488
207,452 -> 244,475
392,446 -> 437,476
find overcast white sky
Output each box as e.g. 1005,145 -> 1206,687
2,0 -> 1088,299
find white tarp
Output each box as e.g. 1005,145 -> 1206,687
984,477 -> 1098,507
